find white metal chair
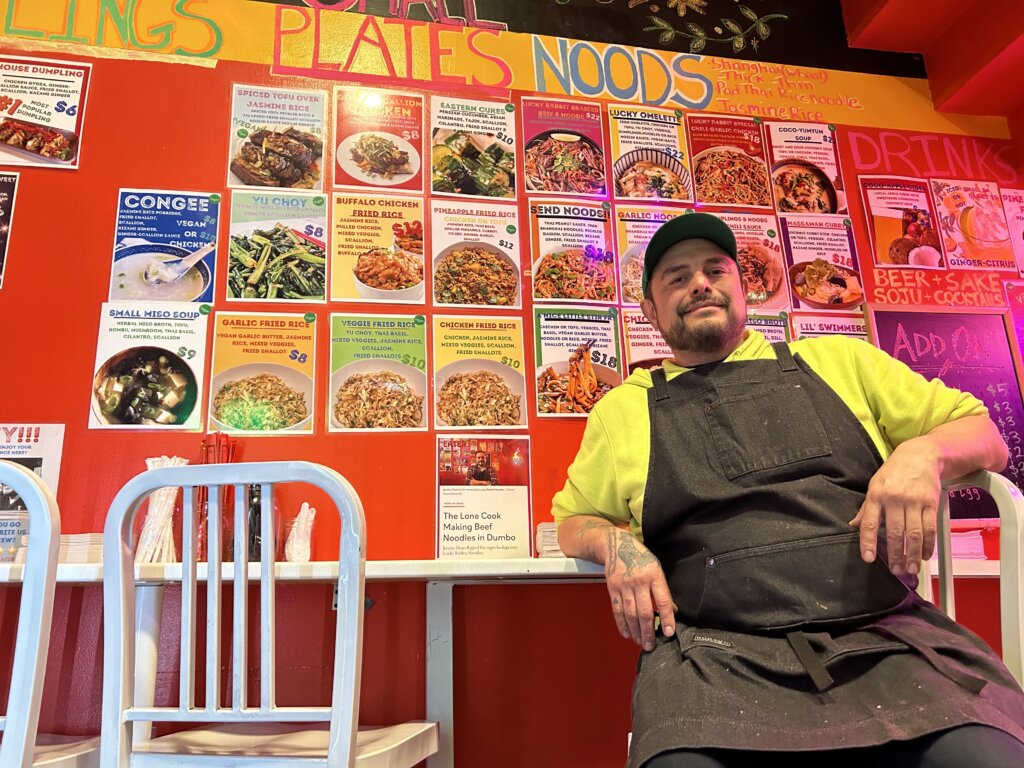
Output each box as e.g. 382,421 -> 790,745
920,470 -> 1024,684
100,460 -> 438,767
0,460 -> 99,768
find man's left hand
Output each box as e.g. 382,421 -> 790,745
850,443 -> 942,577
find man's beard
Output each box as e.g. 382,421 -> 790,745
661,295 -> 745,354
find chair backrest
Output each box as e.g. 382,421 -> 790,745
100,461 -> 366,767
0,460 -> 60,768
928,471 -> 1024,685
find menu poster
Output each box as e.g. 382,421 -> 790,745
534,306 -> 622,417
228,191 -> 327,303
858,176 -> 944,270
607,104 -> 692,202
780,216 -> 863,312
0,423 -> 65,563
614,205 -> 679,306
89,302 -> 209,431
209,312 -> 315,435
331,193 -> 425,304
430,200 -> 522,309
747,314 -> 790,344
432,316 -> 526,430
930,178 -> 1016,272
0,171 -> 18,288
436,435 -> 532,559
227,85 -> 327,191
110,189 -> 219,304
0,55 -> 90,169
789,310 -> 867,340
430,96 -> 516,199
530,199 -> 616,304
328,313 -> 427,432
871,308 -> 1024,518
764,122 -> 846,215
521,97 -> 607,197
715,211 -> 790,312
685,114 -> 771,209
334,87 -> 424,193
1000,189 -> 1024,276
621,309 -> 670,372
0,424 -> 64,508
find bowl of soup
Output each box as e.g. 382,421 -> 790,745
109,243 -> 212,302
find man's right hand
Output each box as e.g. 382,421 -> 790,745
604,528 -> 675,651
556,515 -> 675,652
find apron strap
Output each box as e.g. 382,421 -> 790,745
875,625 -> 988,695
651,366 -> 671,402
786,631 -> 835,692
772,341 -> 799,372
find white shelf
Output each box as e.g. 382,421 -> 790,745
0,556 -> 997,585
0,557 -> 606,585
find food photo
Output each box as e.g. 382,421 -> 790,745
524,130 -> 605,195
230,126 -> 324,188
431,129 -> 514,197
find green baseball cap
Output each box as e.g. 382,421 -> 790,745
642,212 -> 738,295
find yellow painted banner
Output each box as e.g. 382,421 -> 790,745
0,0 -> 1009,138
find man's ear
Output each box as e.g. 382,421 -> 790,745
640,296 -> 659,332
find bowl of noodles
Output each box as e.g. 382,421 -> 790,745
210,363 -> 312,432
524,130 -> 606,195
433,241 -> 520,307
619,245 -> 646,304
789,259 -> 864,310
613,149 -> 692,201
692,146 -> 771,207
434,358 -> 526,427
537,352 -> 621,416
352,247 -> 425,301
532,244 -> 617,302
330,359 -> 426,430
736,242 -> 784,307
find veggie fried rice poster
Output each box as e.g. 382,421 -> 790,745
328,312 -> 428,432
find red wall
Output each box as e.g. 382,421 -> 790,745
0,47 -> 1013,768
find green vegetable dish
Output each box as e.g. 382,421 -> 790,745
228,224 -> 326,300
431,129 -> 515,198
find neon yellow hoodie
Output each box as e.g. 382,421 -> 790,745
551,331 -> 988,541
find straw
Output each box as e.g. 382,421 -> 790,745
135,455 -> 189,564
284,501 -> 316,563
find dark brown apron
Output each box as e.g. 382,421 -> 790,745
628,343 -> 1024,767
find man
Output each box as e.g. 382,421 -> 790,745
553,213 -> 1024,768
466,451 -> 498,486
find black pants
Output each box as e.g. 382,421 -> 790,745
643,725 -> 1024,768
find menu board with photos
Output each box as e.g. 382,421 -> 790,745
871,308 -> 1024,518
16,42 -> 1018,573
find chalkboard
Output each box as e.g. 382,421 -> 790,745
871,309 -> 1024,519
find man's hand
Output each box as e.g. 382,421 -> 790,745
850,414 -> 1009,577
850,443 -> 941,577
603,527 -> 675,651
557,515 -> 675,651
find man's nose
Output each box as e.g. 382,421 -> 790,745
690,272 -> 712,294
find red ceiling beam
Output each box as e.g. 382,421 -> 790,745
841,0 -> 969,53
926,3 -> 1024,115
